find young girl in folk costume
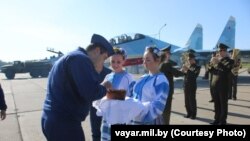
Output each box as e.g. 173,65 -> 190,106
100,47 -> 135,141
132,46 -> 169,125
103,47 -> 135,97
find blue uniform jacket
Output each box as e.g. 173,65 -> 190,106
43,47 -> 107,122
0,84 -> 7,110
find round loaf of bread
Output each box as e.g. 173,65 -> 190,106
106,89 -> 126,100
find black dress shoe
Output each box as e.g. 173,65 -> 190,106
210,121 -> 219,125
184,115 -> 191,118
190,116 -> 196,120
209,100 -> 214,103
233,97 -> 237,100
218,122 -> 227,125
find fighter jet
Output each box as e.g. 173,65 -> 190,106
109,23 -> 203,67
108,16 -> 249,72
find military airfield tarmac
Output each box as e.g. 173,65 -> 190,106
0,67 -> 249,141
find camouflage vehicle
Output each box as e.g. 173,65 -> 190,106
0,60 -> 52,79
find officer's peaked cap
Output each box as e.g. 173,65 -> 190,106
161,45 -> 171,52
217,43 -> 229,50
187,49 -> 196,53
91,34 -> 114,56
188,53 -> 196,58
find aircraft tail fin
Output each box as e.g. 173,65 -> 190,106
185,24 -> 203,50
216,16 -> 236,49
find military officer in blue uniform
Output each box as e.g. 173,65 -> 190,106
0,83 -> 7,120
41,34 -> 114,141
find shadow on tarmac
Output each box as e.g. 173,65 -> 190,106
197,106 -> 250,119
228,103 -> 250,108
171,111 -> 214,124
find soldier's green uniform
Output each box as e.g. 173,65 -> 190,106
160,46 -> 184,125
210,44 -> 234,125
160,60 -> 183,124
183,62 -> 200,119
228,58 -> 242,100
203,63 -> 209,80
208,52 -> 217,102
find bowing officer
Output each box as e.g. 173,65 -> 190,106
41,34 -> 114,141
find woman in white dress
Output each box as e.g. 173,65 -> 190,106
100,47 -> 135,141
132,45 -> 169,125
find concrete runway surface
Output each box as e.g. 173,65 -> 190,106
0,67 -> 249,141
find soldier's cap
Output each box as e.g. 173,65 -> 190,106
91,34 -> 114,57
188,53 -> 196,59
217,43 -> 229,51
161,45 -> 171,53
187,49 -> 196,53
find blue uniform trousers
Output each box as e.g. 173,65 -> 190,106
41,112 -> 85,141
90,106 -> 102,141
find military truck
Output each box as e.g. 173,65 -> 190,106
0,60 -> 52,79
46,47 -> 64,65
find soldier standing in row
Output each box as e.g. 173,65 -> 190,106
210,43 -> 234,125
208,52 -> 217,103
228,49 -> 242,100
160,45 -> 184,125
181,53 -> 201,119
203,63 -> 209,80
230,58 -> 242,100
